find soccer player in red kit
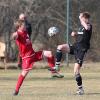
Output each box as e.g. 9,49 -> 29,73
17,13 -> 32,69
12,20 -> 63,95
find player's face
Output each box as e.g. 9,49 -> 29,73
79,13 -> 89,23
81,17 -> 89,23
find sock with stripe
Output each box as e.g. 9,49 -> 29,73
55,49 -> 62,67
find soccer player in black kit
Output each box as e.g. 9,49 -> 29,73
49,12 -> 92,95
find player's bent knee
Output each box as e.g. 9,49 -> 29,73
57,44 -> 70,52
21,70 -> 29,77
74,71 -> 80,76
57,45 -> 63,50
43,51 -> 53,58
74,63 -> 81,75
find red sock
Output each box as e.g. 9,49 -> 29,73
47,56 -> 56,73
15,74 -> 25,92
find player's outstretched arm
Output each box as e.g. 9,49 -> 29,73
11,32 -> 18,40
79,12 -> 91,30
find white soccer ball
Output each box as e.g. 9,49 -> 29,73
48,26 -> 59,37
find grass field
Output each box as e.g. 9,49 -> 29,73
0,63 -> 100,100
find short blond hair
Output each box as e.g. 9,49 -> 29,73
14,20 -> 25,30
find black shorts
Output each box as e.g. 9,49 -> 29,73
69,44 -> 87,66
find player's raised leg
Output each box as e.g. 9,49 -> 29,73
49,44 -> 70,71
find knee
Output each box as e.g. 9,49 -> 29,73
57,44 -> 69,52
74,63 -> 81,75
57,45 -> 63,50
21,70 -> 29,77
43,51 -> 53,58
74,69 -> 80,76
47,51 -> 52,57
74,70 -> 79,75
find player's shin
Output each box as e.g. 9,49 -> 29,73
14,74 -> 25,95
75,73 -> 84,95
14,71 -> 28,95
55,49 -> 62,70
74,63 -> 84,95
75,73 -> 82,88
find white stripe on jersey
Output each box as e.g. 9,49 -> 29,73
22,53 -> 35,59
77,32 -> 84,34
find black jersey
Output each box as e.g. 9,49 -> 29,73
75,24 -> 92,50
25,20 -> 32,38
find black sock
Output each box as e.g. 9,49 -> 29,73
75,74 -> 82,88
55,49 -> 62,66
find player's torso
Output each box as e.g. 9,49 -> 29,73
76,24 -> 92,49
16,31 -> 34,58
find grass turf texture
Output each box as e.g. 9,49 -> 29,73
0,63 -> 100,100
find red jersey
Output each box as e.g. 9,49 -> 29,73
16,30 -> 35,59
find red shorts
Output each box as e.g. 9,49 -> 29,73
22,51 -> 43,71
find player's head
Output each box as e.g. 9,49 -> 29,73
14,20 -> 26,31
19,13 -> 26,21
79,12 -> 90,23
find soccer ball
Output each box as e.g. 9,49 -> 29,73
48,26 -> 59,37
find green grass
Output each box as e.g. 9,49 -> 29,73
0,63 -> 100,100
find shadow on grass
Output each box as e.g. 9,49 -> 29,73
85,92 -> 100,95
84,77 -> 100,80
0,76 -> 100,82
70,92 -> 100,96
0,76 -> 74,81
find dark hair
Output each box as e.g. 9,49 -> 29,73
82,12 -> 90,19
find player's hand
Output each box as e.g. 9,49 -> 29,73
26,39 -> 31,45
81,21 -> 91,30
71,31 -> 77,37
